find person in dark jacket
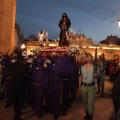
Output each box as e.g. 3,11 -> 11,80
0,52 -> 5,100
110,76 -> 120,120
1,55 -> 13,107
11,55 -> 29,120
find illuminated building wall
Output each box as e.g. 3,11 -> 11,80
0,0 -> 16,54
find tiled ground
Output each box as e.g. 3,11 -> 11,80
0,76 -> 114,120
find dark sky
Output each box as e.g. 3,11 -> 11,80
16,0 -> 120,43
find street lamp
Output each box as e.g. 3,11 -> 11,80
21,44 -> 27,56
21,44 -> 26,50
118,20 -> 120,27
21,44 -> 26,52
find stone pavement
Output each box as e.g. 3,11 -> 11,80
0,76 -> 114,120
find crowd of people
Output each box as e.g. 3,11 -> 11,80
0,50 -> 120,120
0,50 -> 80,120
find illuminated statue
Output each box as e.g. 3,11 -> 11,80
58,13 -> 71,46
38,30 -> 44,45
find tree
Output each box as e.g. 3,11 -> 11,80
28,34 -> 38,41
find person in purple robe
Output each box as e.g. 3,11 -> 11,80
43,56 -> 54,113
26,55 -> 35,106
31,55 -> 47,118
69,55 -> 79,103
49,56 -> 63,120
59,54 -> 74,115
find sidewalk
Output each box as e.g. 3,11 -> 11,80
0,76 -> 114,120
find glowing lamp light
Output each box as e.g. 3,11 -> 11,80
118,20 -> 120,27
21,44 -> 26,49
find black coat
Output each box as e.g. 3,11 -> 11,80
112,76 -> 120,100
11,61 -> 29,91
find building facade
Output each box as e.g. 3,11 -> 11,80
0,0 -> 16,54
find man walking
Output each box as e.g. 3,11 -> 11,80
79,53 -> 98,120
97,55 -> 105,97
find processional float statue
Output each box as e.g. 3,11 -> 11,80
38,29 -> 44,45
58,13 -> 71,46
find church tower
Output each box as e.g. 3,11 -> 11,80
0,0 -> 16,54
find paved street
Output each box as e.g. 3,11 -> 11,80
0,76 -> 114,120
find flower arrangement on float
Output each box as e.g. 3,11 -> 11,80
33,46 -> 43,54
33,46 -> 87,63
66,45 -> 87,62
66,45 -> 79,54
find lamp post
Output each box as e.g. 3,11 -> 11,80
118,20 -> 120,27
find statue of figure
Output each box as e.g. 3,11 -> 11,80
58,13 -> 71,46
38,29 -> 44,45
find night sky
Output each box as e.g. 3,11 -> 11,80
16,0 -> 120,43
